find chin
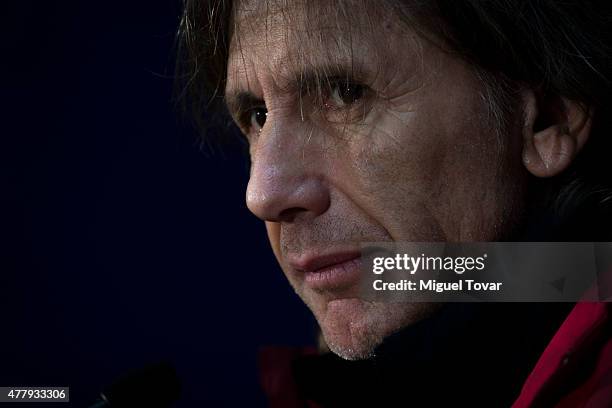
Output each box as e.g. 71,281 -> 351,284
312,297 -> 436,360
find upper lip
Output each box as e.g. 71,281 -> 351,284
288,249 -> 361,273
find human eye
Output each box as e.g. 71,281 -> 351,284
319,77 -> 371,124
326,78 -> 365,109
236,105 -> 267,137
247,106 -> 268,132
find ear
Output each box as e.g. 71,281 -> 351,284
521,90 -> 593,178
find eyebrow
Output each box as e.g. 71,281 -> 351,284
224,62 -> 368,119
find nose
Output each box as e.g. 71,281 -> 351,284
245,118 -> 330,222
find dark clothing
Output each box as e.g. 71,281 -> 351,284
260,302 -> 612,407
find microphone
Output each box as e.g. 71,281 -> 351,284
89,361 -> 181,408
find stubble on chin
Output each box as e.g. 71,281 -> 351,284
303,295 -> 437,360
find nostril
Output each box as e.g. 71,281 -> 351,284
278,207 -> 306,222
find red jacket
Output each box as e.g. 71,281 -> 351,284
260,303 -> 612,407
513,302 -> 612,407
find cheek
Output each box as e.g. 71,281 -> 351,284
335,109 -> 451,238
265,222 -> 282,260
337,94 -> 510,241
348,100 -> 452,189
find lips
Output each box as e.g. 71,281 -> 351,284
289,251 -> 362,291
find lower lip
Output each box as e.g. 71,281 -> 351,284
303,257 -> 362,290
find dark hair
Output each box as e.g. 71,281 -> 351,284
175,0 -> 612,236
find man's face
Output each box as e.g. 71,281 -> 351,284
225,1 -> 526,359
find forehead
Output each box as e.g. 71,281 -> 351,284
226,0 -> 410,93
232,0 -> 391,42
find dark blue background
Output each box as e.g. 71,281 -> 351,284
1,1 -> 315,406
